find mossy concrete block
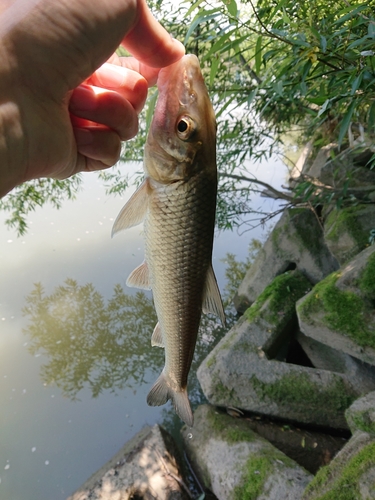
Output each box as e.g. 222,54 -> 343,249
67,425 -> 189,500
324,204 -> 375,265
302,431 -> 375,500
234,208 -> 338,314
319,147 -> 375,190
305,144 -> 338,179
297,245 -> 375,366
199,271 -> 358,429
296,332 -> 375,395
346,392 -> 375,436
181,405 -> 312,500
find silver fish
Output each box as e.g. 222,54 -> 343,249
112,54 -> 225,426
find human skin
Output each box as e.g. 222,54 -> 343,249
0,0 -> 185,198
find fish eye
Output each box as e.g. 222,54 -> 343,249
177,120 -> 188,133
176,115 -> 195,140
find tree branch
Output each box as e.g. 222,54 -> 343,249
220,173 -> 294,202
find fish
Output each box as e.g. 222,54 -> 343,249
112,54 -> 225,427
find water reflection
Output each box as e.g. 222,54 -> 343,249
23,279 -> 235,402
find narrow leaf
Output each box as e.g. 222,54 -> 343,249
255,35 -> 262,74
184,10 -> 220,45
204,28 -> 236,60
350,73 -> 363,95
320,35 -> 327,53
367,101 -> 375,131
210,57 -> 220,86
185,0 -> 206,17
338,100 -> 356,146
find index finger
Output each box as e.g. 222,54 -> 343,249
121,0 -> 185,68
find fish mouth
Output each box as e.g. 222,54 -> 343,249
157,54 -> 202,98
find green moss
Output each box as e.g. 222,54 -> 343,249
359,251 -> 375,300
207,409 -> 256,444
349,412 -> 375,435
298,271 -> 375,348
325,205 -> 369,250
289,208 -> 324,264
303,442 -> 375,500
206,354 -> 216,368
234,455 -> 272,500
251,372 -> 354,414
245,271 -> 310,327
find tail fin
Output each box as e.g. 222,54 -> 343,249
147,373 -> 194,427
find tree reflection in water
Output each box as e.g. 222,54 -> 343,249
23,280 -> 233,402
23,281 -> 163,398
22,245 -> 257,420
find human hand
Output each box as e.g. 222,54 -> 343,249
0,0 -> 184,197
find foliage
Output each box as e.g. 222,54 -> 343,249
0,176 -> 82,235
3,0 -> 375,234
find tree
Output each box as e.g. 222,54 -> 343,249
3,0 -> 375,234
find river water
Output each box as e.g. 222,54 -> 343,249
0,159 -> 286,500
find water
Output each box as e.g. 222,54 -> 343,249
0,160 -> 286,500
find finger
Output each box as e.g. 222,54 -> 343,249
73,126 -> 123,167
69,85 -> 139,140
122,0 -> 185,68
105,56 -> 161,87
87,63 -> 148,112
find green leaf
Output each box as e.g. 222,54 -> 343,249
334,5 -> 368,26
184,10 -> 220,45
185,0 -> 206,17
347,35 -> 372,50
204,28 -> 237,60
282,8 -> 291,24
350,73 -> 363,95
320,35 -> 327,53
226,0 -> 238,17
338,100 -> 356,146
210,57 -> 220,86
367,101 -> 375,131
255,35 -> 262,74
318,98 -> 331,117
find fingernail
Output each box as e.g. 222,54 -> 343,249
74,128 -> 93,146
95,63 -> 127,88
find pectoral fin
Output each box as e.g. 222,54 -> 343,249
126,261 -> 151,290
111,179 -> 149,236
151,322 -> 164,347
202,264 -> 226,326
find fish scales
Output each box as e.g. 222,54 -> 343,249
146,172 -> 217,389
112,54 -> 225,426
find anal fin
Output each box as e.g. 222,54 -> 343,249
126,261 -> 151,290
202,264 -> 226,326
151,322 -> 164,347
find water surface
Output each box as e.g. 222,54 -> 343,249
0,160 -> 286,500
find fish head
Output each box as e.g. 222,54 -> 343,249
144,54 -> 216,184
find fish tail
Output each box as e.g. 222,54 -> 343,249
147,373 -> 194,427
